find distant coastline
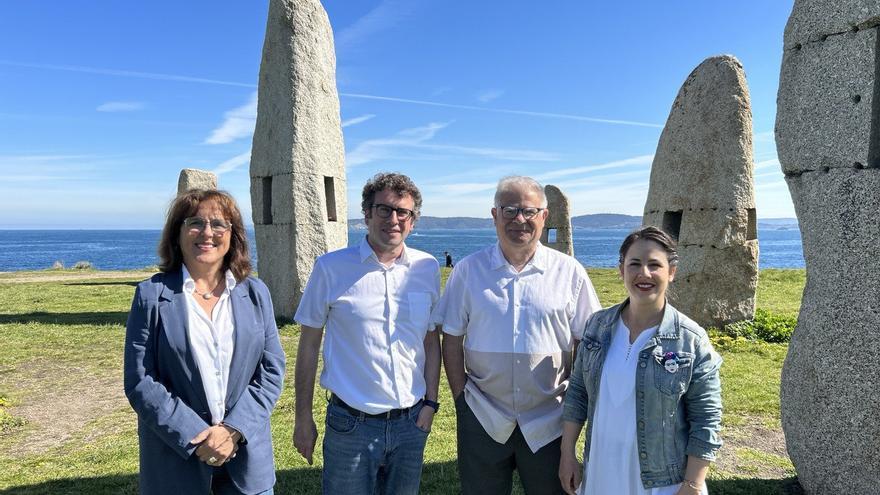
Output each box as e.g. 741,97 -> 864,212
348,214 -> 800,231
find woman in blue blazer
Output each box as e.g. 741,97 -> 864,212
124,189 -> 285,494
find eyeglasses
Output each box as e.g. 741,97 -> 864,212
183,217 -> 231,235
371,203 -> 415,221
497,206 -> 544,220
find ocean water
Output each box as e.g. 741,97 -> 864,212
0,228 -> 804,272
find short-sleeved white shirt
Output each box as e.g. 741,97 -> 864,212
434,242 -> 601,452
295,237 -> 440,414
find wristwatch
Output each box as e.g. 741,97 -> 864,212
423,399 -> 440,413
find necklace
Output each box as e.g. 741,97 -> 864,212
193,281 -> 222,300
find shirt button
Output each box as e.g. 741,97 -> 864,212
516,359 -> 521,364
639,362 -> 646,368
638,421 -> 645,429
645,480 -> 653,486
640,452 -> 647,459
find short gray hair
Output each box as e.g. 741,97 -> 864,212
494,176 -> 547,207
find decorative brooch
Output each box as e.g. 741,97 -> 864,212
662,351 -> 680,373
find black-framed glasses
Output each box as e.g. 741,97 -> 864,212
371,203 -> 415,221
497,206 -> 544,220
183,217 -> 231,235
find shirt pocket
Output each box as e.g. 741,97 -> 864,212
407,292 -> 432,332
653,351 -> 694,396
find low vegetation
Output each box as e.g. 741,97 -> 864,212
0,268 -> 806,494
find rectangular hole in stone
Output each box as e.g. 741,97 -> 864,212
662,210 -> 683,241
324,176 -> 337,222
261,177 -> 273,225
747,208 -> 757,240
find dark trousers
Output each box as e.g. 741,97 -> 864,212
455,394 -> 564,495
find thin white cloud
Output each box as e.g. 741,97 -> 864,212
335,0 -> 422,53
96,101 -> 145,112
477,89 -> 504,103
339,92 -> 663,128
212,150 -> 252,175
346,122 -> 559,167
342,114 -> 376,128
0,60 -> 256,88
537,154 -> 655,181
204,92 -> 258,145
755,158 -> 780,170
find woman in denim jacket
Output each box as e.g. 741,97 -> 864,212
559,227 -> 722,495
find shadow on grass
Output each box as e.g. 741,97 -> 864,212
0,467 -> 802,495
0,311 -> 128,326
63,281 -> 139,287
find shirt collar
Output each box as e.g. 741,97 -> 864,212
182,264 -> 236,294
490,242 -> 547,273
358,236 -> 411,267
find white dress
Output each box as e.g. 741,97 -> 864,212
579,319 -> 708,495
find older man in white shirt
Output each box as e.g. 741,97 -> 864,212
293,172 -> 441,495
437,176 -> 601,495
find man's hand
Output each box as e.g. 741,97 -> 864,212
558,451 -> 582,495
191,425 -> 240,466
415,404 -> 435,432
293,416 -> 318,465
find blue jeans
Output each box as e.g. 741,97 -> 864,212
322,401 -> 430,495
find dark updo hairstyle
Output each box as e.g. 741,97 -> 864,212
361,172 -> 423,221
618,226 -> 679,266
158,189 -> 252,282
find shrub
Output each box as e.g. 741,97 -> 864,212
718,309 -> 797,343
73,261 -> 93,270
51,260 -> 64,270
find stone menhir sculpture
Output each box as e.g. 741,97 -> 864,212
177,168 -> 217,194
777,2 -> 880,492
249,0 -> 347,319
540,184 -> 574,256
642,55 -> 758,329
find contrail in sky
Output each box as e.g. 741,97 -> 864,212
1,60 -> 663,128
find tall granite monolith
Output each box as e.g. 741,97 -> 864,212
541,184 -> 573,256
249,0 -> 347,319
642,55 -> 758,329
177,168 -> 217,194
777,2 -> 880,492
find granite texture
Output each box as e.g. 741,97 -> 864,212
249,0 -> 347,319
177,168 -> 217,194
541,184 -> 574,256
643,55 -> 758,328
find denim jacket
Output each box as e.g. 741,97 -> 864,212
562,300 -> 723,489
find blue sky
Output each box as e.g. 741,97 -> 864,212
0,0 -> 795,229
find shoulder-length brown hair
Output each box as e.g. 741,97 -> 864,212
157,189 -> 252,282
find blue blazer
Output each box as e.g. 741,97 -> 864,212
123,270 -> 286,494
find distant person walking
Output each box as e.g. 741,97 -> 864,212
559,226 -> 722,495
445,251 -> 454,268
124,189 -> 285,495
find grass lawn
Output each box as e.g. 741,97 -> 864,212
0,268 -> 806,494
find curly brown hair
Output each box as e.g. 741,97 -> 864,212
618,226 -> 679,266
157,189 -> 252,282
360,172 -> 423,221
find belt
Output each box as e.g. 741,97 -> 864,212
329,394 -> 419,419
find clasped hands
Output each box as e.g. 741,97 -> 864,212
192,424 -> 241,466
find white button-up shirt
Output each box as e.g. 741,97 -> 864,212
434,243 -> 601,452
182,266 -> 237,425
295,238 -> 440,414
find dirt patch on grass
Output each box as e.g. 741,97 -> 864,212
0,357 -> 128,457
0,271 -> 155,284
715,418 -> 795,480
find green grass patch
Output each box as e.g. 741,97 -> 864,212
0,268 -> 804,493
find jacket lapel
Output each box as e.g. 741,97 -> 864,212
157,270 -> 210,415
227,278 -> 258,404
